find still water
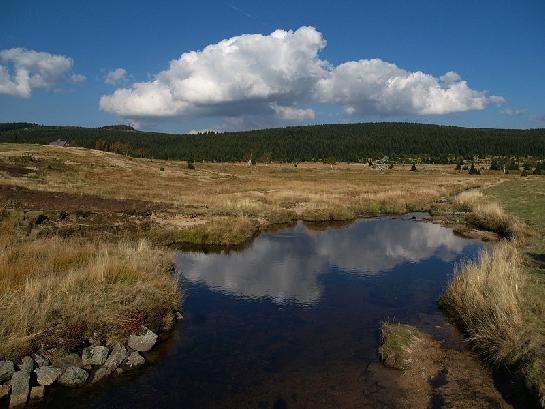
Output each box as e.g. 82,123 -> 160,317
45,215 -> 488,408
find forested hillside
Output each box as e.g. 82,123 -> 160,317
1,122 -> 544,163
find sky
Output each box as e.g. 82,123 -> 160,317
1,0 -> 544,133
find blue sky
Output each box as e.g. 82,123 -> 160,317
1,0 -> 544,133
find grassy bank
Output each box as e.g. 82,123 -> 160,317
0,143 -> 511,365
441,179 -> 545,406
0,210 -> 181,360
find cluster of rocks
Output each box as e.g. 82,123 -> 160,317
0,326 -> 158,407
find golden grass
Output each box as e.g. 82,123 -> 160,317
454,190 -> 524,238
0,144 -> 506,245
441,242 -> 545,406
453,190 -> 483,212
0,212 -> 180,359
441,243 -> 525,360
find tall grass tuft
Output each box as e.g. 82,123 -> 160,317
454,191 -> 523,239
441,243 -> 524,361
441,242 -> 544,405
0,212 -> 181,359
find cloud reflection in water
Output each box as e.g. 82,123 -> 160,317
176,218 -> 474,306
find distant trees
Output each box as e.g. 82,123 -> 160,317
1,122 -> 545,163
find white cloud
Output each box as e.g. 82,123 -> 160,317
100,26 -> 503,126
100,26 -> 327,120
70,73 -> 86,83
314,59 -> 504,115
270,102 -> 315,120
0,48 -> 83,97
500,107 -> 526,116
104,67 -> 128,85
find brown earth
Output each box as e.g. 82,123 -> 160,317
375,325 -> 512,409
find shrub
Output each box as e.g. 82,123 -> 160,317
468,163 -> 480,175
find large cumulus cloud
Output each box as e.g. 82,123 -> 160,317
100,26 -> 503,126
0,48 -> 84,98
315,60 -> 504,115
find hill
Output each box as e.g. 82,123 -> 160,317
1,122 -> 544,162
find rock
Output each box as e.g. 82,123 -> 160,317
0,360 -> 15,382
82,346 -> 109,366
9,371 -> 30,407
50,352 -> 82,368
104,344 -> 127,369
87,332 -> 103,347
32,353 -> 50,367
58,367 -> 88,387
18,356 -> 34,373
29,385 -> 45,400
9,394 -> 27,408
91,366 -> 112,383
125,352 -> 145,368
128,327 -> 158,352
35,366 -> 62,386
0,384 -> 10,399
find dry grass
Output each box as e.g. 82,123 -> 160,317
453,190 -> 483,212
0,144 -> 506,245
0,211 -> 180,359
441,242 -> 545,406
441,243 -> 525,360
454,190 -> 524,238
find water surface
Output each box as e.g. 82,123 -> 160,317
45,216 -> 487,408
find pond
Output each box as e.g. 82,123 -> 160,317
44,215 -> 520,408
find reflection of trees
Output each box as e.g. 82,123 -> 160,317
177,219 -> 475,305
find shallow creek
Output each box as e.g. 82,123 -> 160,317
43,215 -> 534,408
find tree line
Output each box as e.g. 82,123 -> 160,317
1,122 -> 544,163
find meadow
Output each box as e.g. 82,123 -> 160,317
1,143 -> 544,404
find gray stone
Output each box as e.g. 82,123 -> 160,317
0,384 -> 10,399
0,360 -> 15,382
125,352 -> 145,368
32,353 -> 50,367
50,352 -> 82,369
82,346 -> 109,366
58,367 -> 88,387
29,385 -> 45,400
9,371 -> 29,407
128,327 -> 158,352
35,366 -> 62,386
104,344 -> 127,369
18,356 -> 34,373
90,366 -> 112,383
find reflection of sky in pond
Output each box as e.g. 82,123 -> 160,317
176,217 -> 476,306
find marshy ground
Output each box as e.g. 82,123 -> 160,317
1,143 -> 544,407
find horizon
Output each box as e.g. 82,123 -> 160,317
1,1 -> 544,133
2,120 -> 545,135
